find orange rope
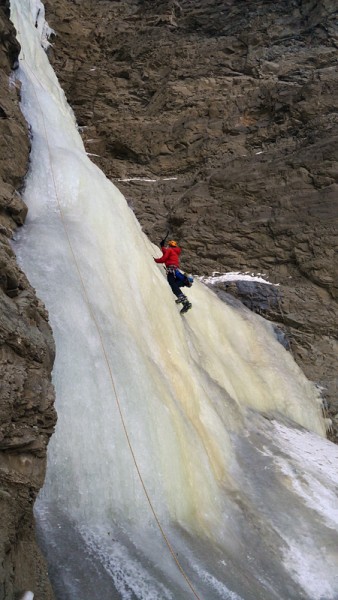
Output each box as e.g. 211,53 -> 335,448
21,56 -> 203,600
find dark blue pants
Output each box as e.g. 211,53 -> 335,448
167,271 -> 185,298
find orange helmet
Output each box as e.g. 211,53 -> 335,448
168,240 -> 178,247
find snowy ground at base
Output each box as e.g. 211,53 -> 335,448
200,272 -> 279,286
271,422 -> 338,600
283,544 -> 336,600
273,421 -> 338,487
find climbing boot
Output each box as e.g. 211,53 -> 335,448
180,300 -> 192,314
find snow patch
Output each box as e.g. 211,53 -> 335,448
275,454 -> 338,529
284,543 -> 337,600
116,177 -> 178,182
192,564 -> 241,599
270,423 -> 338,598
200,272 -> 278,286
272,422 -> 338,488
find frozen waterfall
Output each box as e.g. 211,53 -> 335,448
10,1 -> 338,599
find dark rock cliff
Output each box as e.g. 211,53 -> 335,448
0,2 -> 55,598
45,0 -> 337,436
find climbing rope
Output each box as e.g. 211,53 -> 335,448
20,56 -> 203,600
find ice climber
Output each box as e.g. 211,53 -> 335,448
154,238 -> 193,313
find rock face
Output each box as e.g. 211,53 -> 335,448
44,0 -> 338,438
0,2 -> 56,598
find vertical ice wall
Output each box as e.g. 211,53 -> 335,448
10,1 -> 338,599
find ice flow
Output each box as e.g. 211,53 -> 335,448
10,1 -> 338,599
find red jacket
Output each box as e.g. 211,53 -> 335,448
154,245 -> 181,267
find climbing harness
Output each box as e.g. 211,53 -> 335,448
166,266 -> 194,287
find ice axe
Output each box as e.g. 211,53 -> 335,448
159,230 -> 170,247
